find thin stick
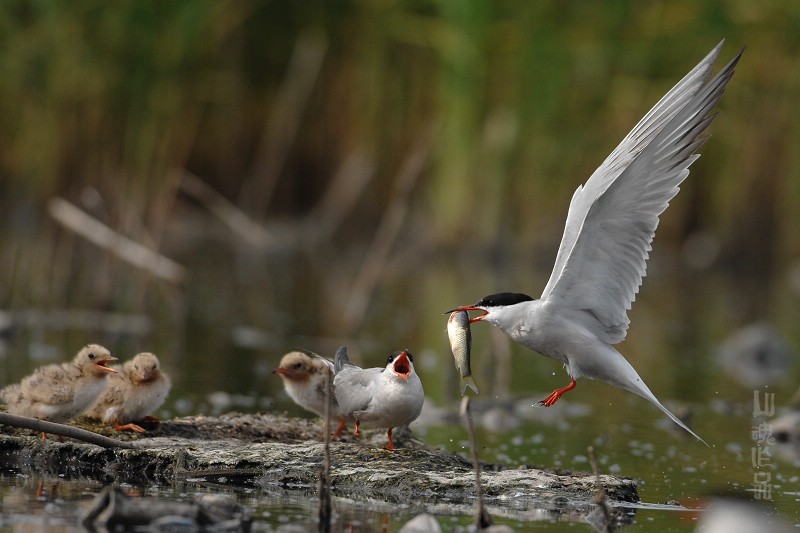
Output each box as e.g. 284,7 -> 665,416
317,369 -> 332,533
460,396 -> 492,529
47,198 -> 186,283
0,413 -> 138,449
588,445 -> 613,532
343,124 -> 434,331
179,172 -> 275,249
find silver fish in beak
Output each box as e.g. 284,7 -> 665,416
447,310 -> 479,395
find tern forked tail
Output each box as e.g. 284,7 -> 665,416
585,344 -> 708,446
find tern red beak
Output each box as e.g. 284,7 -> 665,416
393,351 -> 412,379
444,306 -> 488,323
96,356 -> 118,373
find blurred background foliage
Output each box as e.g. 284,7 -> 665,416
0,0 -> 798,391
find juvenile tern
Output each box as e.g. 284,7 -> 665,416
87,352 -> 171,432
331,346 -> 424,450
448,42 -> 742,444
273,350 -> 351,437
0,344 -> 117,430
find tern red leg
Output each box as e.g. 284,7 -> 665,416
354,419 -> 361,437
537,378 -> 577,407
334,418 -> 346,438
384,428 -> 395,451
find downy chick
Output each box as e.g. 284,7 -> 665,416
0,344 -> 117,430
86,352 -> 171,432
273,350 -> 350,437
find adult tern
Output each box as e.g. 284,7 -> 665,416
448,42 -> 742,444
331,346 -> 424,450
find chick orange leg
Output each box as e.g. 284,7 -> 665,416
537,378 -> 577,407
353,419 -> 361,437
334,418 -> 346,438
143,415 -> 160,422
114,420 -> 146,433
384,428 -> 395,451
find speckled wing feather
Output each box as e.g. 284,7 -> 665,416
19,364 -> 76,405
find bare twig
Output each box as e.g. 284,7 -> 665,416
343,124 -> 434,331
460,396 -> 492,529
47,197 -> 186,283
588,445 -> 613,532
317,369 -> 332,533
0,413 -> 137,449
304,148 -> 376,243
179,171 -> 275,248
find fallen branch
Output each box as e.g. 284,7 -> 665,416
0,413 -> 138,449
47,197 -> 186,284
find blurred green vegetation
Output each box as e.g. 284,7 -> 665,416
0,0 -> 799,352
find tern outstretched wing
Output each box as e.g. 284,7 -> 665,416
540,42 -> 741,344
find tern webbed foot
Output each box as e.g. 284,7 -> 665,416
384,428 -> 396,451
537,378 -> 577,407
333,418 -> 346,439
114,420 -> 146,433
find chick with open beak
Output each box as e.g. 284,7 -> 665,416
0,344 -> 117,436
331,346 -> 424,450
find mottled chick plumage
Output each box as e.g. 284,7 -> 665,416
273,350 -> 351,436
86,352 -> 171,432
0,344 -> 116,423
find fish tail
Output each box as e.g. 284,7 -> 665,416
460,375 -> 479,396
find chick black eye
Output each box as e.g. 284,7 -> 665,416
292,362 -> 303,370
407,353 -> 414,363
88,353 -> 96,360
387,355 -> 395,364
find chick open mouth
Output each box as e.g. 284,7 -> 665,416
95,359 -> 117,373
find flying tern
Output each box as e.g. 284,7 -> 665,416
448,42 -> 742,444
